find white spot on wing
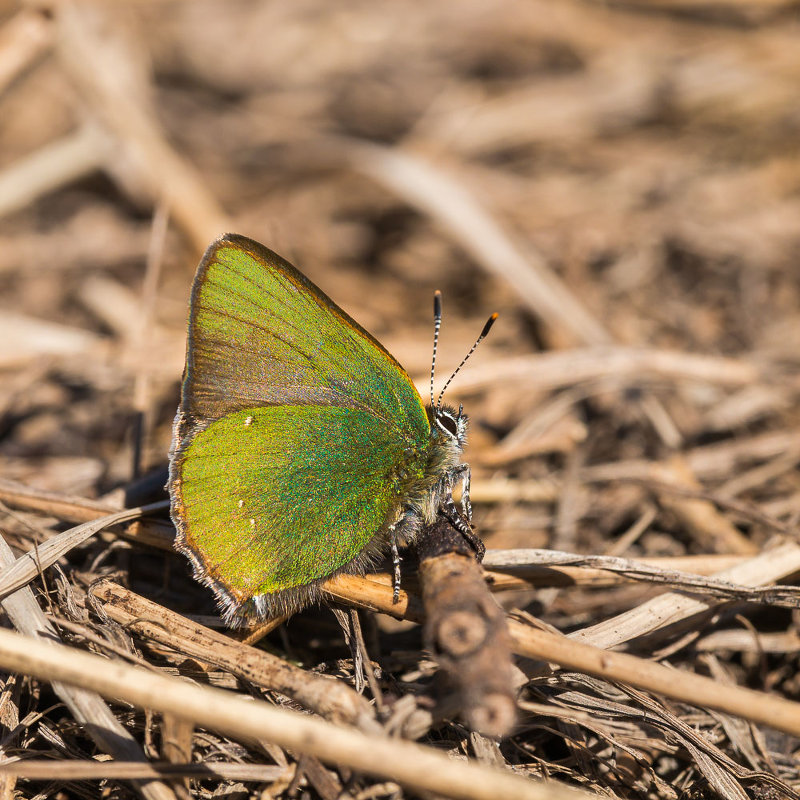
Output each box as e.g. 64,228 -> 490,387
244,416 -> 253,426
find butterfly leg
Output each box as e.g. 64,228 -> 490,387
451,463 -> 472,522
442,493 -> 485,561
389,523 -> 402,603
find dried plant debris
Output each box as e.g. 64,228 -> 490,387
2,0 -> 800,798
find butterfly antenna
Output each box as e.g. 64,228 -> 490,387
437,311 -> 498,412
430,290 -> 443,410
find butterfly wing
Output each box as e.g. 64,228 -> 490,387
169,235 -> 430,622
172,405 -> 421,621
178,234 -> 428,434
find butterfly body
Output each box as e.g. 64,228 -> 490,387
169,234 -> 474,626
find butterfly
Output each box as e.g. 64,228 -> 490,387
169,234 -> 495,626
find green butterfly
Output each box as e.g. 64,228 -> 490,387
169,234 -> 493,626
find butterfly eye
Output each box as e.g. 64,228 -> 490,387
437,412 -> 459,438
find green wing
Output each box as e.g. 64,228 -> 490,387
170,235 -> 430,622
172,405 -> 423,619
180,234 -> 428,436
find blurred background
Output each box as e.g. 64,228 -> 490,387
3,1 -> 800,605
5,2 -> 800,796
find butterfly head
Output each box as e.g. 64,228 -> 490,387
432,402 -> 468,450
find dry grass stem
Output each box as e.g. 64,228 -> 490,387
0,8 -> 53,95
4,2 -> 800,796
484,547 -> 800,605
0,627 -> 593,800
0,502 -> 166,599
53,4 -> 231,249
507,618 -> 800,739
0,533 -> 176,800
345,139 -> 611,345
326,571 -> 800,739
0,761 -> 289,782
0,124 -> 112,220
91,580 -> 378,729
449,347 -> 760,396
571,541 -> 800,648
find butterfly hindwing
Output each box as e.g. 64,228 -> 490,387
171,404 -> 423,620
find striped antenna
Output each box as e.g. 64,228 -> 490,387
436,312 -> 498,412
430,290 -> 442,410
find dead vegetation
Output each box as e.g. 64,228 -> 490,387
2,0 -> 800,798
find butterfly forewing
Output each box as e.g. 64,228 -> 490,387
181,235 -> 428,435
